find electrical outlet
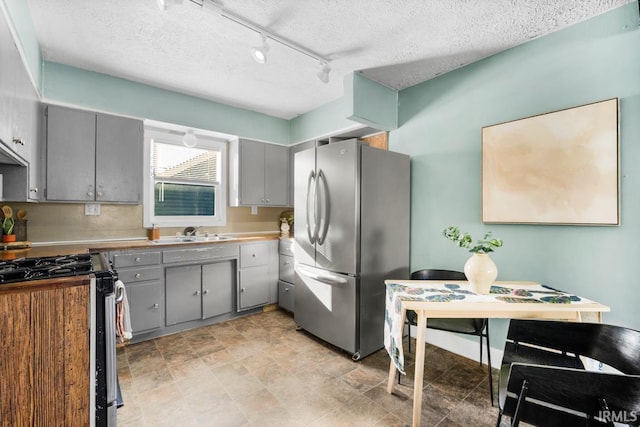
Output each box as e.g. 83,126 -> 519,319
85,203 -> 101,216
251,206 -> 258,215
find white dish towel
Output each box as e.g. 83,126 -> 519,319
115,279 -> 133,344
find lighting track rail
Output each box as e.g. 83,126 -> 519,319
158,0 -> 331,82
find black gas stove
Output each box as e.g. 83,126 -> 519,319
0,253 -> 97,284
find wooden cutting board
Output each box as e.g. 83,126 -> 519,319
0,241 -> 32,250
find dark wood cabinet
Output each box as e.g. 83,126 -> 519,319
0,278 -> 90,426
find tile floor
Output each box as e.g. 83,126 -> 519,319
116,309 -> 504,426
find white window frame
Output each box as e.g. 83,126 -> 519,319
143,122 -> 231,228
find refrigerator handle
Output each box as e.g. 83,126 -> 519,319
317,169 -> 330,245
297,265 -> 348,285
313,168 -> 322,242
306,170 -> 317,244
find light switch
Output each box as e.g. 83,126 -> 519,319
85,203 -> 101,216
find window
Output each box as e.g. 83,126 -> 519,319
143,124 -> 230,227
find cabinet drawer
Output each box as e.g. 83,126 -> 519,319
163,244 -> 239,264
278,280 -> 295,312
240,242 -> 270,268
279,238 -> 294,256
112,251 -> 161,268
279,254 -> 294,283
118,266 -> 162,284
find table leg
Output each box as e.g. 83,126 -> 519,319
387,360 -> 397,393
412,310 -> 427,427
387,308 -> 407,394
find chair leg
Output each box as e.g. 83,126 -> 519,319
407,322 -> 412,353
486,328 -> 494,407
495,410 -> 503,427
479,335 -> 484,366
511,379 -> 529,427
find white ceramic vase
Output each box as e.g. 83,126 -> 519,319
464,253 -> 497,295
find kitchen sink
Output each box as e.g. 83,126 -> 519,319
150,235 -> 236,244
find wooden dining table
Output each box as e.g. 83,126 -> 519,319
383,280 -> 610,427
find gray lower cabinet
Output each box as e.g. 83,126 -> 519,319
202,261 -> 235,319
111,251 -> 163,334
278,237 -> 295,312
238,240 -> 278,311
278,281 -> 295,312
166,260 -> 236,325
165,264 -> 201,325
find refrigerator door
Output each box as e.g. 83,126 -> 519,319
294,264 -> 357,354
315,139 -> 359,275
294,148 -> 318,268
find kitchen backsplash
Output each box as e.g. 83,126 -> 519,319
8,203 -> 283,243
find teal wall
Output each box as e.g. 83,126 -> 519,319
42,62 -> 290,144
392,1 -> 640,345
348,72 -> 398,130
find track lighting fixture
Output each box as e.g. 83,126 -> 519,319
182,130 -> 198,148
158,0 -> 331,81
251,34 -> 269,64
317,61 -> 331,84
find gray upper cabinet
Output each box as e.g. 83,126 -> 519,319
44,105 -> 142,203
96,113 -> 142,203
0,13 -> 42,202
0,14 -> 17,148
230,138 -> 289,206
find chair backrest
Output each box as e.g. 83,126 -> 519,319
504,319 -> 640,375
504,363 -> 640,427
410,269 -> 466,281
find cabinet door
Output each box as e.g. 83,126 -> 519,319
278,280 -> 295,312
10,61 -> 32,161
202,260 -> 234,319
127,281 -> 163,333
165,265 -> 201,325
96,113 -> 142,203
239,139 -> 266,205
263,143 -> 289,205
0,16 -> 16,146
45,106 -> 96,201
238,266 -> 270,310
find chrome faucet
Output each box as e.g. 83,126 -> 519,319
184,226 -> 200,236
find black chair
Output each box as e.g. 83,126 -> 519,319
504,363 -> 640,427
404,269 -> 493,405
496,319 -> 640,426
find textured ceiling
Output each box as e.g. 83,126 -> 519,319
26,0 -> 634,120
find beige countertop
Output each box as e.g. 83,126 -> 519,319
0,233 -> 281,260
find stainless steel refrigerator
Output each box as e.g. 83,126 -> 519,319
294,138 -> 410,360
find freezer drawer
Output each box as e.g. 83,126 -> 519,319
294,265 -> 357,355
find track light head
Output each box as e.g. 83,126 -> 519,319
251,35 -> 270,64
317,62 -> 331,83
157,0 -> 183,11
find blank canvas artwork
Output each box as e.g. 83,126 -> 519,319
482,98 -> 619,225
